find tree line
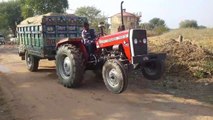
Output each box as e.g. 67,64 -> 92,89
0,0 -> 69,36
140,18 -> 207,36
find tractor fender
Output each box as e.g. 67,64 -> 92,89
56,38 -> 89,61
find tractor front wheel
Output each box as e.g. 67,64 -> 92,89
56,44 -> 85,88
142,60 -> 165,80
102,59 -> 128,94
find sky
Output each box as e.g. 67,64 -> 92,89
67,0 -> 213,28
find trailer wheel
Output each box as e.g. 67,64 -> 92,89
102,59 -> 128,94
56,44 -> 84,88
142,60 -> 164,80
25,51 -> 39,72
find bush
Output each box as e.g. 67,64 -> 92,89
179,20 -> 198,28
140,18 -> 169,36
198,25 -> 207,29
140,23 -> 154,30
153,25 -> 169,35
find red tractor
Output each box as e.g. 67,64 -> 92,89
55,1 -> 166,94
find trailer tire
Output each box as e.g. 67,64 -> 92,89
56,44 -> 84,88
102,59 -> 128,94
25,51 -> 39,72
142,60 -> 164,80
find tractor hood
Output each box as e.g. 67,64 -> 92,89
96,30 -> 129,48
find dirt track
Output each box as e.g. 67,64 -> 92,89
0,45 -> 213,120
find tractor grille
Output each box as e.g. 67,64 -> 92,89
129,29 -> 147,56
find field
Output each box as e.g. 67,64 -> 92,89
149,28 -> 213,52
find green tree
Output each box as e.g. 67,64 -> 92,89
20,0 -> 69,18
19,0 -> 34,19
140,18 -> 168,36
0,1 -> 22,36
179,20 -> 198,28
75,6 -> 107,32
149,18 -> 166,28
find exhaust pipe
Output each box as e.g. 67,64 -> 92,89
120,1 -> 125,31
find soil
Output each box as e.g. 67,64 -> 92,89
0,84 -> 14,120
149,39 -> 213,77
0,45 -> 212,120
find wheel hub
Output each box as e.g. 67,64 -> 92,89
144,62 -> 157,75
63,57 -> 71,76
107,69 -> 119,87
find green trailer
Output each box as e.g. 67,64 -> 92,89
17,13 -> 87,71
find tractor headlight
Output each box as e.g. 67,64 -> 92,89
134,38 -> 138,44
143,38 -> 147,44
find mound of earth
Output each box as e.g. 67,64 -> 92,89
149,39 -> 213,78
147,39 -> 213,104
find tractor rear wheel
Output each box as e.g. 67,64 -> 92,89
56,44 -> 85,88
142,60 -> 165,80
102,59 -> 128,94
25,51 -> 39,72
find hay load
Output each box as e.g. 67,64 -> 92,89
19,12 -> 78,25
19,13 -> 63,25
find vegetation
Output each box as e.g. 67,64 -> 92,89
0,1 -> 22,36
140,18 -> 169,36
179,20 -> 198,28
20,0 -> 69,18
179,19 -> 207,29
75,6 -> 107,32
0,0 -> 68,37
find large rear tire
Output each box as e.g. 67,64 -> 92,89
142,60 -> 165,80
56,44 -> 85,88
25,51 -> 39,72
102,59 -> 128,94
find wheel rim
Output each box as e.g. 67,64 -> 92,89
59,55 -> 72,79
106,68 -> 119,87
63,56 -> 71,76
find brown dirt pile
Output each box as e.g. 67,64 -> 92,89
149,39 -> 213,78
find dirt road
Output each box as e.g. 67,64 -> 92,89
0,45 -> 212,120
